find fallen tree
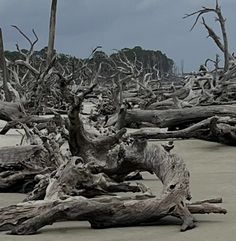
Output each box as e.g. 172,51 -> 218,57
0,194 -> 226,235
0,91 -> 228,235
110,104 -> 236,130
0,86 -> 226,235
130,116 -> 236,146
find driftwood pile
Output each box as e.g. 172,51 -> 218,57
0,0 -> 233,236
0,87 -> 227,235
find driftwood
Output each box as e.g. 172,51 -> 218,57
46,0 -> 57,66
0,195 -> 226,235
0,85 -> 228,235
0,145 -> 50,192
68,85 -> 126,161
0,114 -> 64,135
0,119 -> 227,233
26,157 -> 142,201
0,101 -> 26,122
130,116 -> 236,146
0,145 -> 43,170
0,116 -> 65,193
113,105 -> 236,129
0,28 -> 12,101
23,88 -> 223,234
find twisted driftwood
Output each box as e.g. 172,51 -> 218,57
0,193 -> 226,235
0,86 -> 227,235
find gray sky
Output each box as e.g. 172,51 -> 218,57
0,0 -> 235,72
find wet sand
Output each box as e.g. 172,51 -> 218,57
0,130 -> 236,240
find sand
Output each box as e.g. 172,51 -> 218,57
0,130 -> 236,240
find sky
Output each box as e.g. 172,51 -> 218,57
0,0 -> 235,72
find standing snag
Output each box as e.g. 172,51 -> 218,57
183,0 -> 232,72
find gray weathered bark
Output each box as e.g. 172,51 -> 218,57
46,0 -> 57,66
122,105 -> 236,129
0,28 -> 11,101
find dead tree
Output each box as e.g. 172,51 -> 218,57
0,145 -> 49,192
0,82 -> 227,235
183,0 -> 232,72
46,0 -> 57,66
0,122 -> 227,234
109,104 -> 236,130
0,134 -> 227,234
0,190 -> 226,235
8,25 -> 63,112
0,113 -> 67,192
0,28 -> 12,101
130,116 -> 236,146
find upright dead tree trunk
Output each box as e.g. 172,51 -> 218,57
46,0 -> 57,66
184,0 -> 232,72
0,28 -> 11,101
215,1 -> 230,72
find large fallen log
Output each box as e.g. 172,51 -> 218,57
0,195 -> 226,235
119,105 -> 236,129
130,116 -> 236,146
0,145 -> 49,193
0,145 -> 43,171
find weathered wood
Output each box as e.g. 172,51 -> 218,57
41,157 -> 141,200
183,1 -> 231,72
0,28 -> 11,101
209,116 -> 236,145
130,116 -> 236,146
0,145 -> 43,169
0,101 -> 26,122
68,87 -> 126,159
46,0 -> 57,66
0,114 -> 64,135
0,145 -> 51,192
0,80 -> 228,235
0,195 -> 226,235
68,95 -> 197,230
0,170 -> 39,192
123,105 -> 236,129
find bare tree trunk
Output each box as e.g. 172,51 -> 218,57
130,116 -> 236,146
184,1 -> 231,72
46,0 -> 57,66
216,1 -> 230,72
0,195 -> 226,235
0,28 -> 11,101
118,105 -> 236,129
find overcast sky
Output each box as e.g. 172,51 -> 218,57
0,0 -> 235,72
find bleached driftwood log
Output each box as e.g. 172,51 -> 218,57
130,116 -> 236,146
0,192 -> 226,235
112,105 -> 236,129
